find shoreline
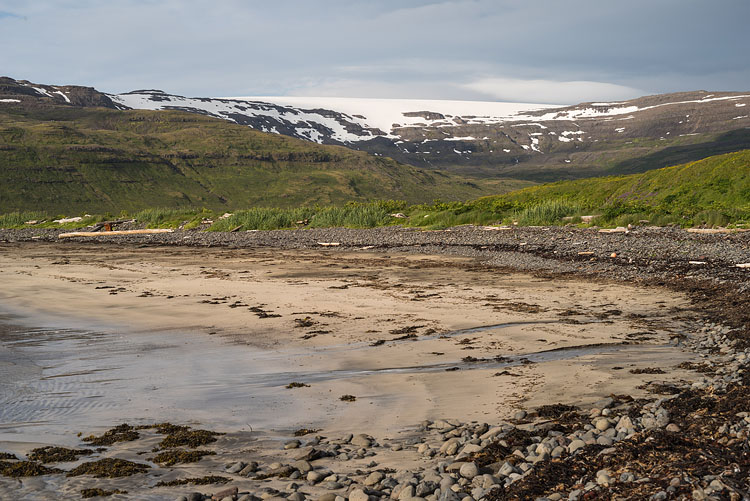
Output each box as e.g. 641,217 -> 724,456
1,227 -> 749,500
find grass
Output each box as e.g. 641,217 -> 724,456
2,151 -> 748,231
0,104 -> 514,213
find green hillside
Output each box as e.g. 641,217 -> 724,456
485,149 -> 750,214
0,104 -> 526,213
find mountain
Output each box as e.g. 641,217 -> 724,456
108,89 -> 750,181
0,79 -> 523,213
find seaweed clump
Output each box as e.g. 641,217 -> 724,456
0,460 -> 62,477
81,424 -> 139,446
294,428 -> 321,436
0,452 -> 18,460
339,394 -> 356,402
155,475 -> 229,486
28,446 -> 93,463
150,449 -> 215,466
81,488 -> 127,498
158,428 -> 221,449
67,458 -> 150,478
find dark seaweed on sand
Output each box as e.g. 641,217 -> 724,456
155,475 -> 230,486
81,423 -> 139,446
28,446 -> 92,463
67,458 -> 150,478
0,460 -> 62,477
149,449 -> 215,466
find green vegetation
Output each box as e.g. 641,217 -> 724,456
0,105 -> 524,213
2,151 -> 748,230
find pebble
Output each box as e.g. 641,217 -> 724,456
459,462 -> 479,479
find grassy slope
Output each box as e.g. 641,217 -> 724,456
0,105 -> 528,213
477,150 -> 750,213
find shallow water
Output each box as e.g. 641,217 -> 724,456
0,310 -> 642,449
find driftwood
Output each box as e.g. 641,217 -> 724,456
687,228 -> 750,234
59,229 -> 174,238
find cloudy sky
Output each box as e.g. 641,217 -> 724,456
1,0 -> 748,104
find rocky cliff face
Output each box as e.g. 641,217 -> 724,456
0,77 -> 117,108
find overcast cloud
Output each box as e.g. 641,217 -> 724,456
0,0 -> 748,104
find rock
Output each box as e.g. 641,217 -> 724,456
364,471 -> 385,486
349,489 -> 370,501
188,494 -> 203,501
293,460 -> 313,473
459,462 -> 479,479
308,471 -> 325,483
458,444 -> 482,456
439,490 -> 460,501
317,495 -> 337,501
596,470 -> 613,487
240,462 -> 259,476
288,494 -> 306,501
285,440 -> 302,449
292,447 -> 324,461
213,486 -> 239,500
497,462 -> 516,477
322,481 -> 343,490
397,485 -> 415,500
175,497 -> 188,501
513,410 -> 527,420
596,436 -> 614,446
568,439 -> 586,453
226,461 -> 245,473
593,418 -> 611,431
416,481 -> 438,497
666,423 -> 681,433
351,434 -> 373,448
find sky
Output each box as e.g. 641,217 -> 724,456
1,0 -> 748,104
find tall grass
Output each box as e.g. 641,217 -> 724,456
134,207 -> 204,228
0,211 -> 48,228
210,207 -> 315,231
308,204 -> 393,228
513,200 -> 583,226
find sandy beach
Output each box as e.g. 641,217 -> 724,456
0,240 -> 711,500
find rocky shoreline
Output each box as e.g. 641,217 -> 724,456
1,225 -> 749,500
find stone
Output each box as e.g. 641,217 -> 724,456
594,418 -> 611,431
439,490 -> 460,501
188,494 -> 203,501
285,440 -> 302,449
226,462 -> 245,474
318,495 -> 337,501
397,485 -> 415,500
513,410 -> 527,420
568,440 -> 586,453
364,471 -> 385,486
459,462 -> 479,479
288,494 -> 305,501
416,481 -> 438,497
349,489 -> 369,501
240,462 -> 259,476
308,471 -> 325,483
497,462 -> 515,477
213,486 -> 239,500
351,434 -> 373,448
666,423 -> 681,433
175,497 -> 188,501
323,482 -> 343,490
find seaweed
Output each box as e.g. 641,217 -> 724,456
81,424 -> 139,446
293,428 -> 321,436
286,382 -> 310,389
157,428 -> 221,449
28,446 -> 92,463
0,460 -> 62,477
535,403 -> 580,419
81,488 -> 127,498
155,475 -> 230,486
339,394 -> 356,402
0,452 -> 17,460
149,449 -> 215,466
67,458 -> 150,478
629,367 -> 666,374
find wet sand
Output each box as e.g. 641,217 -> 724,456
0,243 -> 704,499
